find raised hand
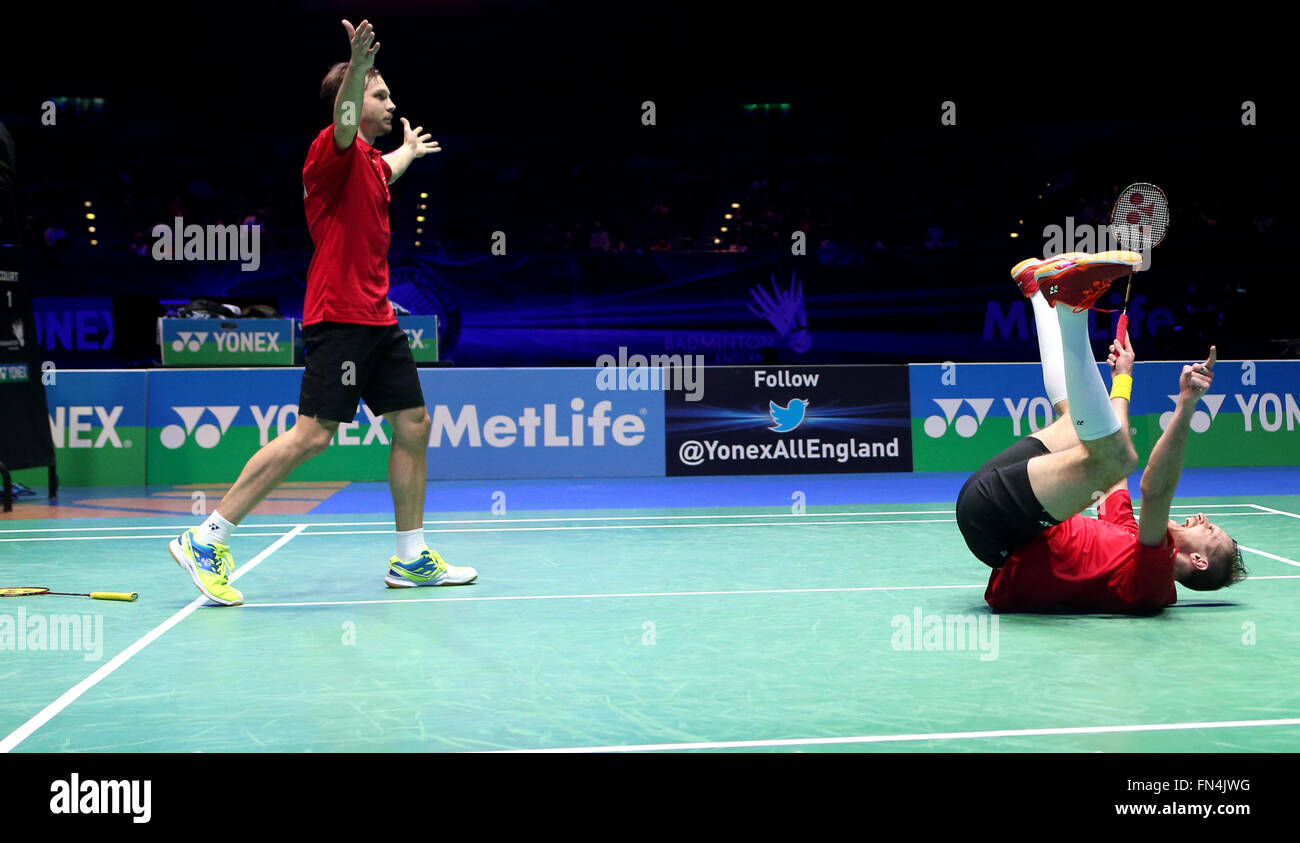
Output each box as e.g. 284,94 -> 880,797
342,19 -> 380,69
400,118 -> 441,157
1179,346 -> 1217,402
1107,329 -> 1135,378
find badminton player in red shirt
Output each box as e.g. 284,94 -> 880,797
956,253 -> 1246,613
169,20 -> 477,605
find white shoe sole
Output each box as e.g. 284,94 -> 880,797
170,538 -> 243,606
385,571 -> 478,588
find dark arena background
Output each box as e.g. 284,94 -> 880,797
0,1 -> 1293,827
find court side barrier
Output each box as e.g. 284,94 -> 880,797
9,361 -> 1299,486
910,360 -> 1300,472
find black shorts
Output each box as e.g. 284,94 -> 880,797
298,321 -> 424,422
955,436 -> 1062,569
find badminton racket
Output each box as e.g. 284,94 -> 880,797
1110,182 -> 1170,347
0,587 -> 138,601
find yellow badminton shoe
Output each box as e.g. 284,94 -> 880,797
386,548 -> 478,587
169,528 -> 244,606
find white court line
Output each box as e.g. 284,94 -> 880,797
236,582 -> 988,608
0,503 -> 1267,534
0,525 -> 307,754
0,511 -> 1280,542
233,575 -> 1300,608
1238,545 -> 1300,569
281,511 -> 1278,537
0,532 -> 290,543
1251,503 -> 1300,520
300,519 -> 954,536
0,511 -> 954,533
0,520 -> 961,542
485,716 -> 1300,753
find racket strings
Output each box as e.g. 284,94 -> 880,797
1112,183 -> 1169,250
0,587 -> 51,597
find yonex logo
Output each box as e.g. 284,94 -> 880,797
403,328 -> 425,349
171,331 -> 209,352
1159,394 -> 1225,434
213,330 -> 280,353
250,403 -> 389,447
49,406 -> 129,448
924,398 -> 994,438
160,406 -> 239,449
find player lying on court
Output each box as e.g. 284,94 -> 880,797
167,19 -> 477,605
956,251 -> 1247,613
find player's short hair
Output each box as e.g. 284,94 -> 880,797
320,63 -> 383,110
1182,538 -> 1247,591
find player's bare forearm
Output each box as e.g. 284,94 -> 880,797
1141,347 -> 1216,500
334,20 -> 380,150
1141,398 -> 1192,499
333,64 -> 369,148
383,147 -> 415,185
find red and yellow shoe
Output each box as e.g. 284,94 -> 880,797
1010,253 -> 1087,297
1034,250 -> 1142,311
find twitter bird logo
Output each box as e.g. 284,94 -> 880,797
769,399 -> 809,432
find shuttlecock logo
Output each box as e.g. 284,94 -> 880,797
160,406 -> 239,449
769,399 -> 808,432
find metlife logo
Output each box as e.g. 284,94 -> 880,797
665,366 -> 912,476
428,398 -> 644,448
419,369 -> 664,478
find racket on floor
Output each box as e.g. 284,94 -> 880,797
0,587 -> 138,601
1110,183 -> 1170,347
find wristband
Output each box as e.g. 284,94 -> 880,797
1110,373 -> 1133,401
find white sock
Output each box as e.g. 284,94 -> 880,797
1029,291 -> 1067,407
1057,308 -> 1120,441
195,510 -> 235,547
396,528 -> 426,562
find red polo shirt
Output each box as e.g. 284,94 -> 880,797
985,490 -> 1178,613
301,125 -> 397,326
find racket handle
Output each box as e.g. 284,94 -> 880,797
91,592 -> 138,602
1115,313 -> 1129,348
